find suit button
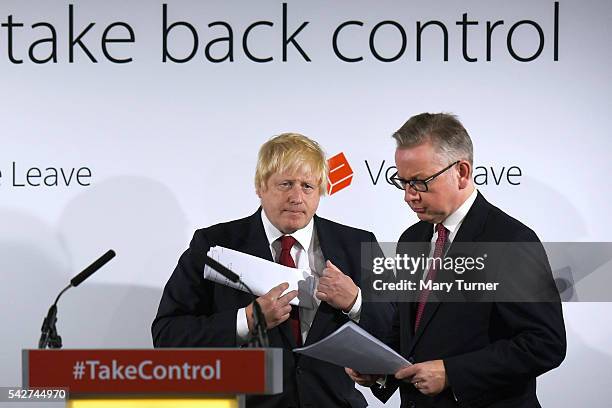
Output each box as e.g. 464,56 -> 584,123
408,356 -> 415,364
407,401 -> 416,408
296,367 -> 302,375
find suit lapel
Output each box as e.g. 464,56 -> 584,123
397,225 -> 433,306
409,192 -> 490,353
408,223 -> 439,350
303,216 -> 349,346
242,208 -> 275,262
230,210 -> 273,312
449,192 -> 489,245
396,223 -> 434,352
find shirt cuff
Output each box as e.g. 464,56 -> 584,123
236,307 -> 250,345
343,288 -> 362,322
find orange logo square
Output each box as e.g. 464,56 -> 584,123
327,152 -> 353,195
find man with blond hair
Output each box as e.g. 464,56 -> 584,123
153,133 -> 389,408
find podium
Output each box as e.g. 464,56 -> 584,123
22,348 -> 282,408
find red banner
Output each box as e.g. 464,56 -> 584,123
24,349 -> 272,395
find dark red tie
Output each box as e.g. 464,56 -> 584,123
414,224 -> 448,332
278,235 -> 302,346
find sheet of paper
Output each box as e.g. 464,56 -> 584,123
293,321 -> 410,374
203,245 -> 316,309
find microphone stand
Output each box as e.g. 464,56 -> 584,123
38,284 -> 70,349
38,250 -> 116,349
240,282 -> 269,348
203,255 -> 269,347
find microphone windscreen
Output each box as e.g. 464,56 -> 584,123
204,255 -> 240,283
70,249 -> 116,287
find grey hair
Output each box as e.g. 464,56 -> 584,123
392,113 -> 474,165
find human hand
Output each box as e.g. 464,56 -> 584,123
246,282 -> 298,331
316,260 -> 358,312
395,360 -> 449,396
345,367 -> 380,387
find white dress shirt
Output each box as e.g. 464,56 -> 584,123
236,211 -> 362,344
431,187 -> 478,247
421,188 -> 478,281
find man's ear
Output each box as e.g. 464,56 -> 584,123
256,181 -> 268,198
457,161 -> 472,189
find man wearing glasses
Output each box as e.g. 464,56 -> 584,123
347,113 -> 566,407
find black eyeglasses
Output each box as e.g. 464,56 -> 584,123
390,161 -> 459,192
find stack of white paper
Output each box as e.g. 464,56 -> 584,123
294,321 -> 410,374
203,245 -> 316,308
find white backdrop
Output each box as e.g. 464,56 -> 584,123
1,1 -> 611,406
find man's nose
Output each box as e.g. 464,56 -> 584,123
288,185 -> 304,203
404,186 -> 420,203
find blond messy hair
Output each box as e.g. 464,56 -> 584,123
254,133 -> 328,195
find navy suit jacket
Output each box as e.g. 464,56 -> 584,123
372,192 -> 566,408
152,208 -> 392,408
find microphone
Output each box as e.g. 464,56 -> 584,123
38,250 -> 116,349
203,255 -> 269,348
203,255 -> 239,283
71,250 -> 116,287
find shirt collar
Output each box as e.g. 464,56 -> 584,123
436,188 -> 478,236
260,209 -> 314,253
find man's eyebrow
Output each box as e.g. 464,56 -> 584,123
399,171 -> 424,180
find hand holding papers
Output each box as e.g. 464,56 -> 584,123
203,245 -> 316,309
294,321 -> 411,374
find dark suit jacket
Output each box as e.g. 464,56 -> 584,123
373,192 -> 566,408
152,208 -> 391,408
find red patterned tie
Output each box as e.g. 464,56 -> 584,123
414,224 -> 448,332
278,235 -> 302,346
